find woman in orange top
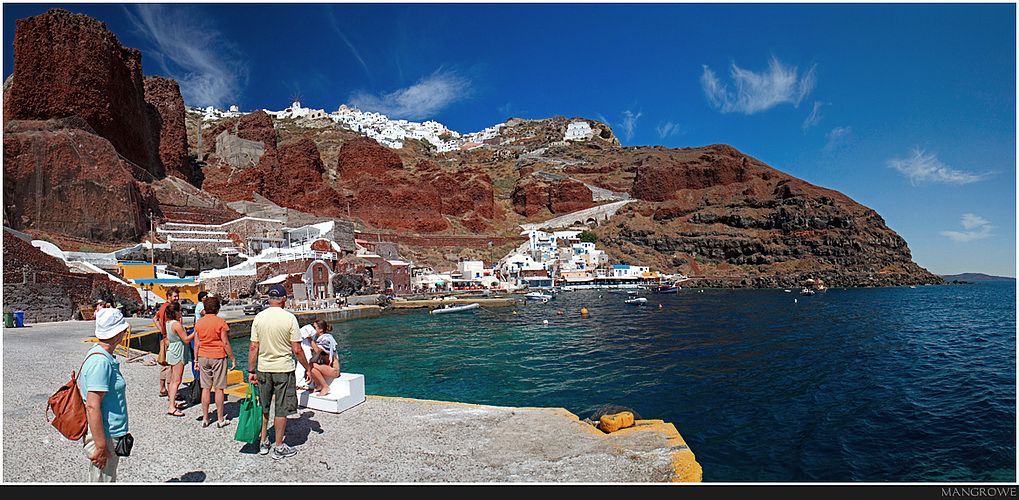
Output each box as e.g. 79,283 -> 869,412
193,296 -> 237,428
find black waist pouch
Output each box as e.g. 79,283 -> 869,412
113,433 -> 134,457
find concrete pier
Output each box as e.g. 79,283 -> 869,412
3,320 -> 701,482
390,298 -> 520,310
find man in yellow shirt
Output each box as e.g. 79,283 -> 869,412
248,285 -> 312,460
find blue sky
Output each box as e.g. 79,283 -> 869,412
4,3 -> 1016,276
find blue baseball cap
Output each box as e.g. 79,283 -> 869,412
267,284 -> 288,298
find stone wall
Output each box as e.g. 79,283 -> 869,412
215,131 -> 265,168
200,274 -> 255,299
346,294 -> 383,306
3,283 -> 77,323
223,217 -> 283,241
166,238 -> 234,253
356,232 -> 526,248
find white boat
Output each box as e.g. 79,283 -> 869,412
624,297 -> 647,305
430,303 -> 480,315
525,292 -> 553,301
783,289 -> 792,293
800,288 -> 815,296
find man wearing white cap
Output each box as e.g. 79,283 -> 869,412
79,308 -> 132,482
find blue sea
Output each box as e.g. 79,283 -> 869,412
231,282 -> 1016,481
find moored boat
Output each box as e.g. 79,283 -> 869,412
624,297 -> 648,305
430,303 -> 480,314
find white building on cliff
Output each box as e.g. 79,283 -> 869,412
564,121 -> 594,141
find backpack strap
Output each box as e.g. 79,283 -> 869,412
75,351 -> 109,380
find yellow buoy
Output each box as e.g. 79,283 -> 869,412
580,307 -> 589,316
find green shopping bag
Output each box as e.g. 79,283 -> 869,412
234,383 -> 263,444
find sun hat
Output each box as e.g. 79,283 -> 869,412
95,307 -> 129,340
267,284 -> 288,298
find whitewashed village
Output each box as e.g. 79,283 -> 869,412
8,100 -> 684,320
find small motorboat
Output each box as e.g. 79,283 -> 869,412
783,289 -> 792,293
624,297 -> 648,305
653,286 -> 679,294
525,292 -> 553,301
430,303 -> 480,315
800,288 -> 816,296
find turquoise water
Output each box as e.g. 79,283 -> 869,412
230,283 -> 1016,481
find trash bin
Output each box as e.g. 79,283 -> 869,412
13,310 -> 25,327
3,312 -> 13,328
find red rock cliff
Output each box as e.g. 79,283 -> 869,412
202,110 -> 278,155
144,76 -> 193,184
6,9 -> 164,177
3,118 -> 159,241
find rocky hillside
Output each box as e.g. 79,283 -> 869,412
3,9 -> 237,243
3,8 -> 943,287
3,230 -> 141,321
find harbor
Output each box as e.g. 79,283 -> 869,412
3,317 -> 701,482
1,3 -> 1013,486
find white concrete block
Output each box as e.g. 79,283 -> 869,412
297,373 -> 365,414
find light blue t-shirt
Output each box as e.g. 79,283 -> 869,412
77,345 -> 129,438
193,301 -> 205,325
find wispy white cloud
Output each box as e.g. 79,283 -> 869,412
656,121 -> 682,139
823,126 -> 852,152
803,101 -> 825,131
887,148 -> 991,185
349,69 -> 471,120
941,213 -> 993,242
617,110 -> 642,142
124,4 -> 247,107
326,8 -> 372,81
701,56 -> 816,114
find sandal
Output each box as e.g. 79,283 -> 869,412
202,420 -> 211,428
175,402 -> 189,410
159,390 -> 168,397
167,409 -> 185,417
216,420 -> 231,429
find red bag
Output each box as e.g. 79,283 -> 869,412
46,352 -> 104,440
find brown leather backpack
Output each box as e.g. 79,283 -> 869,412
46,352 -> 105,440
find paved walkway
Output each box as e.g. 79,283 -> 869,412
3,321 -> 700,483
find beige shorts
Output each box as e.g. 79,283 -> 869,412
197,357 -> 228,389
83,429 -> 119,482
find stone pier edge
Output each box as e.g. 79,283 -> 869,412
87,304 -> 703,482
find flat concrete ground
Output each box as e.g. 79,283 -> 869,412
3,321 -> 694,483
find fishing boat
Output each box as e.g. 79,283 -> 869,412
800,288 -> 816,296
430,303 -> 480,315
624,297 -> 648,305
653,286 -> 679,294
525,292 -> 553,301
